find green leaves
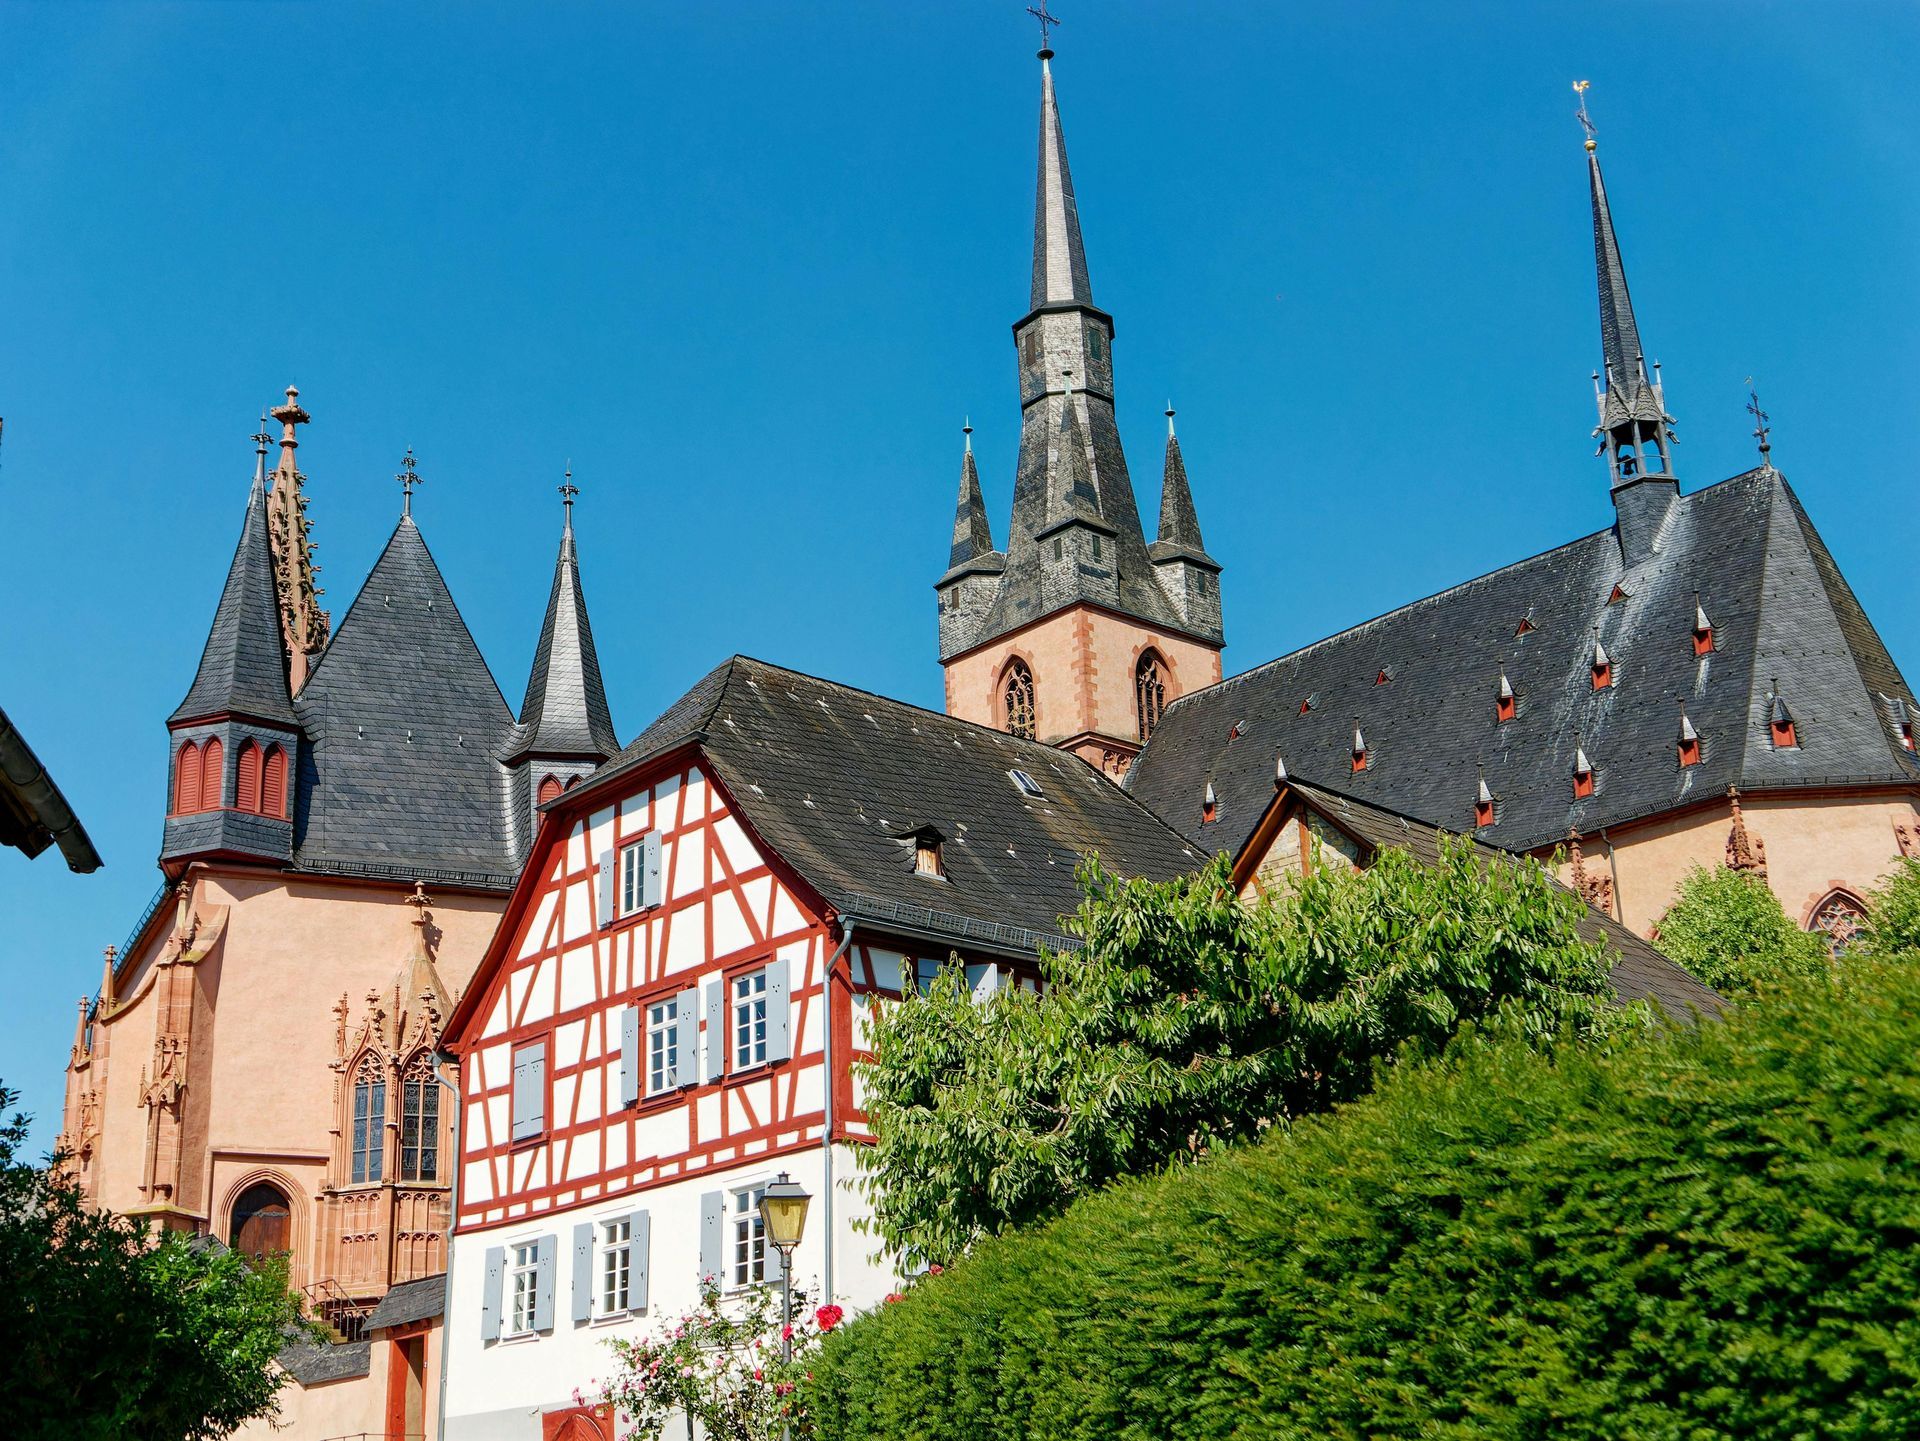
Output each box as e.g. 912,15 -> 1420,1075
1654,865 -> 1829,997
855,838 -> 1622,1267
0,1083 -> 313,1441
812,957 -> 1920,1441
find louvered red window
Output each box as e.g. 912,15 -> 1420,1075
262,745 -> 287,818
1473,798 -> 1494,828
1573,768 -> 1594,800
235,741 -> 262,813
174,742 -> 202,814
1678,737 -> 1702,767
1591,660 -> 1612,690
538,775 -> 563,805
1693,626 -> 1714,656
200,738 -> 224,811
1771,717 -> 1797,749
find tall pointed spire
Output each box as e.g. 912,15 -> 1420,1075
949,421 -> 995,568
1032,49 -> 1093,310
1152,404 -> 1208,556
509,477 -> 618,764
1576,83 -> 1679,564
171,426 -> 297,727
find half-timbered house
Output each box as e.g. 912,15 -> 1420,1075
437,656 -> 1205,1439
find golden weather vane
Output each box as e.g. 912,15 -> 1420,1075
1574,80 -> 1597,148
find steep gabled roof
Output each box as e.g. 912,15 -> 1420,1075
585,656 -> 1203,947
1129,469 -> 1919,857
1272,779 -> 1721,1016
507,515 -> 617,761
171,471 -> 296,727
292,516 -> 518,883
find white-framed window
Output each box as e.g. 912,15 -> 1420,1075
732,970 -> 769,1069
620,841 -> 645,915
730,1186 -> 767,1289
646,997 -> 679,1094
600,1216 -> 634,1315
508,1241 -> 540,1334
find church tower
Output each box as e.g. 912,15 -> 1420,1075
937,40 -> 1224,776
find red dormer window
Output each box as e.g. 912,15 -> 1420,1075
1679,736 -> 1702,767
1351,729 -> 1369,773
1771,717 -> 1798,750
1573,770 -> 1594,799
1375,668 -> 1391,686
1591,658 -> 1612,690
1903,722 -> 1915,753
1474,797 -> 1494,828
1693,624 -> 1714,656
1607,583 -> 1628,605
1495,690 -> 1516,725
1515,616 -> 1536,637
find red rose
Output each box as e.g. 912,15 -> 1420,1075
815,1304 -> 844,1332
884,1292 -> 905,1304
928,1264 -> 944,1275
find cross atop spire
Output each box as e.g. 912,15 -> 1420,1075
1573,79 -> 1597,150
1746,379 -> 1773,468
1027,2 -> 1060,57
396,448 -> 422,517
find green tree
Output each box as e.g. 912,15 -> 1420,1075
812,956 -> 1920,1441
1654,863 -> 1826,995
0,1084 -> 315,1441
1863,856 -> 1920,960
857,839 -> 1631,1265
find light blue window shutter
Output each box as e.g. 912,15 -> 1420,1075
597,848 -> 616,926
642,830 -> 664,909
631,1210 -> 651,1311
571,1222 -> 595,1323
511,1045 -> 545,1142
765,957 -> 792,1064
673,987 -> 698,1087
704,977 -> 726,1082
480,1244 -> 505,1341
699,1191 -> 724,1287
533,1234 -> 557,1331
619,1006 -> 640,1106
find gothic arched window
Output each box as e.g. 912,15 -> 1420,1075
1003,660 -> 1036,741
262,745 -> 287,818
1809,890 -> 1868,958
537,775 -> 563,805
235,741 -> 263,813
199,737 -> 224,811
399,1054 -> 440,1183
1136,651 -> 1168,741
174,741 -> 202,814
350,1055 -> 386,1185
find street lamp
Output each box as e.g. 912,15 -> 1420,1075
759,1172 -> 811,1362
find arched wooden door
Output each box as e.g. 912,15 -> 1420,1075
229,1181 -> 292,1260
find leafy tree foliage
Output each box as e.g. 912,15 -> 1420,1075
812,957 -> 1920,1441
1654,863 -> 1827,995
1862,856 -> 1920,961
857,840 -> 1627,1265
0,1084 -> 313,1441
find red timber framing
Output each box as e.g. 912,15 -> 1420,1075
444,748 -> 1041,1235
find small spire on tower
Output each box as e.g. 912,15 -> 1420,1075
270,385 -> 309,478
949,420 -> 996,568
252,413 -> 270,490
396,448 -> 422,517
1746,379 -> 1773,470
559,465 -> 579,557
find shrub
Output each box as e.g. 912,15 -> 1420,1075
1653,863 -> 1826,995
1863,856 -> 1920,960
811,957 -> 1920,1441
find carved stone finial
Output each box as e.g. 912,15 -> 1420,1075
1725,786 -> 1768,878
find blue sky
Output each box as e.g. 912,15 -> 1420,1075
2,1 -> 1915,1153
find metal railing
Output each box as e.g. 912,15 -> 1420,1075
118,882 -> 169,962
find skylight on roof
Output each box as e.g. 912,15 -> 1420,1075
1008,768 -> 1045,798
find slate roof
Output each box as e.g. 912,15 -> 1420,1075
585,656 -> 1205,951
1280,779 -> 1722,1017
291,516 -> 520,884
364,1272 -> 445,1332
0,703 -> 101,871
1149,421 -> 1213,565
171,471 -> 297,727
506,516 -> 618,761
1130,468 -> 1920,858
277,1336 -> 371,1386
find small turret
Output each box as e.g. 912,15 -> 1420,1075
935,422 -> 1006,656
1147,405 -> 1222,640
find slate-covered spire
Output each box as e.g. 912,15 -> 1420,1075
1046,380 -> 1109,532
1151,405 -> 1210,560
1577,84 -> 1679,565
949,422 -> 996,568
510,482 -> 618,763
1031,50 -> 1093,310
171,427 -> 297,727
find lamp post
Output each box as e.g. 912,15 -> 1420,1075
759,1171 -> 812,1415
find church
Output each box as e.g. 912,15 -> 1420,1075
57,32 -> 1919,1441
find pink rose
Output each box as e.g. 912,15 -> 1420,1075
815,1303 -> 845,1332
928,1264 -> 944,1275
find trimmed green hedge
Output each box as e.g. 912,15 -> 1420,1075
810,960 -> 1920,1440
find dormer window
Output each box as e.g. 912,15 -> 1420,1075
1607,583 -> 1629,605
1515,615 -> 1536,637
1693,599 -> 1715,656
1894,700 -> 1915,752
1473,777 -> 1495,829
910,826 -> 946,879
1591,638 -> 1613,690
1201,781 -> 1218,824
1495,673 -> 1516,724
1350,724 -> 1369,774
1677,710 -> 1702,767
1572,746 -> 1595,799
1008,768 -> 1045,799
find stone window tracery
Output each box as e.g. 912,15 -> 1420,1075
1135,651 -> 1168,741
399,1052 -> 439,1183
350,1053 -> 386,1185
1809,890 -> 1868,958
1003,659 -> 1036,741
